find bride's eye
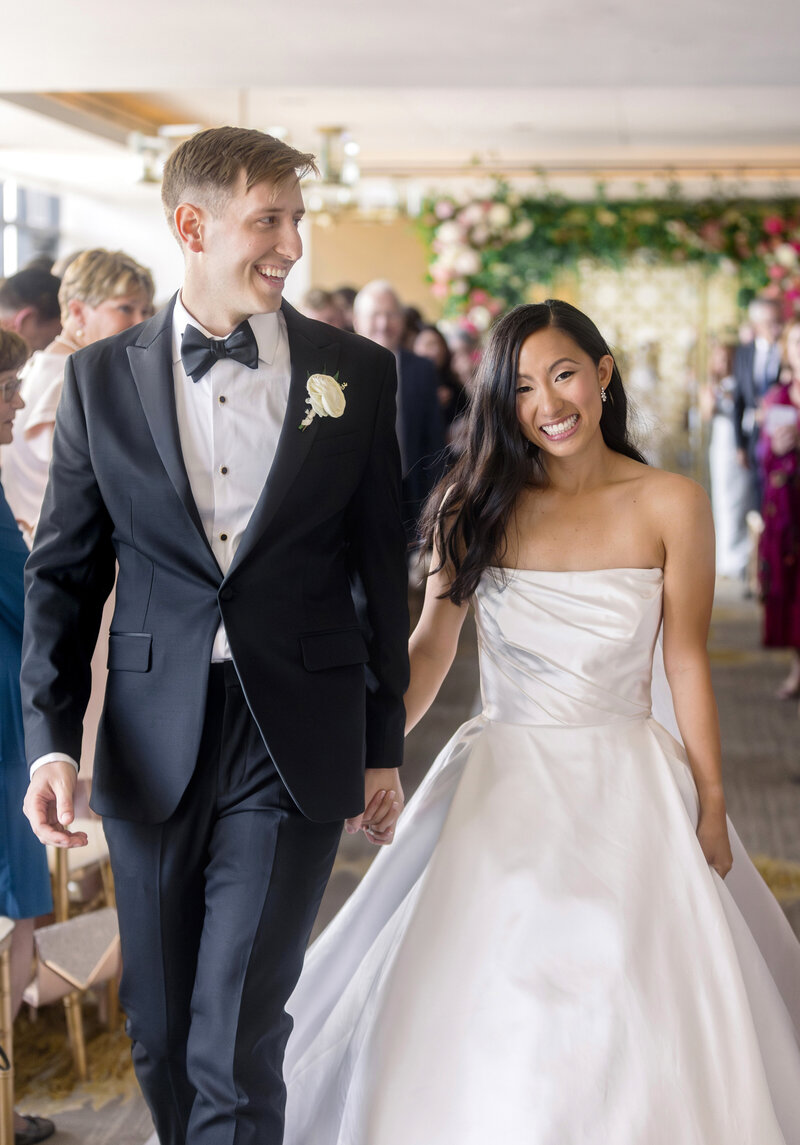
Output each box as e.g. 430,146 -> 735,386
516,385 -> 533,394
555,370 -> 574,383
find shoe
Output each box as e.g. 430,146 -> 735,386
776,680 -> 800,700
14,1116 -> 55,1145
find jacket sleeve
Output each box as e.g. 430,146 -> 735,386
731,346 -> 748,452
21,353 -> 116,768
347,351 -> 410,769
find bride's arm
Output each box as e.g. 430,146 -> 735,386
659,475 -> 733,877
405,553 -> 469,734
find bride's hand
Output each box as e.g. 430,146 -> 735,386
696,808 -> 733,878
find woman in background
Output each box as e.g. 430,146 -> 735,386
758,317 -> 800,699
1,248 -> 154,543
701,340 -> 751,581
0,329 -> 55,1145
414,324 -> 469,436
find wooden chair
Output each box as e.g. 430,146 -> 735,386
22,909 -> 120,1083
0,917 -> 15,1145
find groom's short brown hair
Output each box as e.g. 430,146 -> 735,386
162,126 -> 317,240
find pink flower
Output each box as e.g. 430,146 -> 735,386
470,289 -> 489,305
430,282 -> 449,299
764,216 -> 785,236
768,264 -> 786,280
435,200 -> 455,220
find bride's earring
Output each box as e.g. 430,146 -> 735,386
600,387 -> 608,404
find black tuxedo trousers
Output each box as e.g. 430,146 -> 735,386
105,663 -> 342,1145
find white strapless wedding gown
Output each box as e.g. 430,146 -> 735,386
283,568 -> 800,1145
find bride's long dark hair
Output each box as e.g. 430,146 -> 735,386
421,300 -> 647,605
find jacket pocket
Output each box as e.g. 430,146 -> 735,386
300,627 -> 369,672
107,632 -> 152,672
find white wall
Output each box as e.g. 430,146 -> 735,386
58,187 -> 184,304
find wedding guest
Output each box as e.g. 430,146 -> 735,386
354,280 -> 445,540
0,269 -> 61,351
757,317 -> 800,699
733,297 -> 783,504
700,342 -> 750,580
298,287 -> 346,329
447,325 -> 482,392
414,324 -> 469,434
0,328 -> 56,1145
331,285 -> 357,332
1,249 -> 154,543
402,305 -> 424,351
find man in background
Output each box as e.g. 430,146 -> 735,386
0,268 -> 61,350
733,296 -> 783,505
354,279 -> 445,545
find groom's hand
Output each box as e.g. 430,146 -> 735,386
345,768 -> 404,847
23,761 -> 89,849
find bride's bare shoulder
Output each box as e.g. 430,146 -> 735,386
635,464 -> 708,502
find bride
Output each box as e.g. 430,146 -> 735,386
282,301 -> 800,1144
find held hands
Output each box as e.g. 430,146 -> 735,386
345,768 -> 405,847
696,807 -> 733,879
23,761 -> 89,849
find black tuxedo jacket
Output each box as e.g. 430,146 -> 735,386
397,349 -> 445,511
21,299 -> 409,824
732,340 -> 782,453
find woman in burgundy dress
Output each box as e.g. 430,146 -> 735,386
758,317 -> 800,698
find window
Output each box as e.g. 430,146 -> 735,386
1,180 -> 60,276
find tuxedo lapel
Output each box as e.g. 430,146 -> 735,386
126,297 -> 215,563
227,302 -> 341,576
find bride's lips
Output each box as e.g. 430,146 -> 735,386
539,413 -> 580,442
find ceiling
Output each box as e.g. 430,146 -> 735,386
3,0 -> 800,199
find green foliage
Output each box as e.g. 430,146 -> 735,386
417,182 -> 800,326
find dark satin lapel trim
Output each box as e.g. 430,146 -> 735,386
126,314 -> 217,566
227,308 -> 341,576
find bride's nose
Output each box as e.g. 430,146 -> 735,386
538,384 -> 564,419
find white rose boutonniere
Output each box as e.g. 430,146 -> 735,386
299,372 -> 347,430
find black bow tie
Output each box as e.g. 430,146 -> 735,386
181,321 -> 259,383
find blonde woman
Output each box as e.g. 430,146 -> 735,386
1,249 -> 154,543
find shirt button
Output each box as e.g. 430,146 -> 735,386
219,532 -> 228,542
220,586 -> 234,602
220,465 -> 228,475
219,395 -> 227,404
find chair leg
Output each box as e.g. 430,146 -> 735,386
100,859 -> 116,909
106,978 -> 119,1032
63,992 -> 88,1082
0,946 -> 14,1145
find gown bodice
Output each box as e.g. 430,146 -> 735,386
475,566 -> 664,727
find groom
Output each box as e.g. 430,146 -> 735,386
21,127 -> 409,1144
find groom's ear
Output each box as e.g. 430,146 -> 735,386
174,202 -> 205,254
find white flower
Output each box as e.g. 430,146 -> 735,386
487,203 -> 512,229
511,218 -> 534,241
468,305 -> 492,332
436,220 -> 464,244
454,249 -> 481,276
300,374 -> 347,430
470,224 -> 490,246
458,203 -> 484,227
774,243 -> 799,269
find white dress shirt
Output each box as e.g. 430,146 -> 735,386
172,295 -> 291,659
31,295 -> 292,775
